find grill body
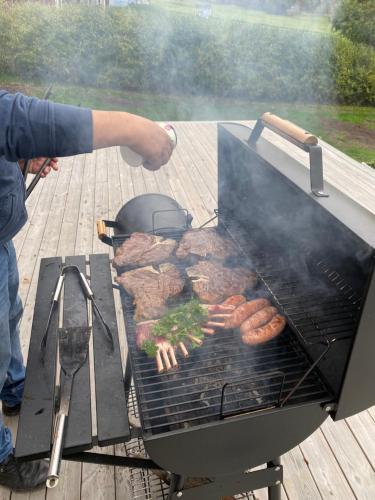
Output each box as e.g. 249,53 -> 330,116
116,122 -> 375,477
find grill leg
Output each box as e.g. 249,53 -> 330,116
267,457 -> 282,500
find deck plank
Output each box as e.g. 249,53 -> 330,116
299,428 -> 355,499
320,417 -> 375,499
11,122 -> 375,499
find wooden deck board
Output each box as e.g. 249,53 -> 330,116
9,121 -> 375,499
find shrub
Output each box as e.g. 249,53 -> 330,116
333,0 -> 375,48
0,3 -> 374,105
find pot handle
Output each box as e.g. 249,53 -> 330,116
248,112 -> 328,198
96,219 -> 113,246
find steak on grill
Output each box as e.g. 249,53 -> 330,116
176,228 -> 238,260
116,263 -> 185,321
112,232 -> 177,268
186,260 -> 257,304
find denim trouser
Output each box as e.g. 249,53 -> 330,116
0,241 -> 25,462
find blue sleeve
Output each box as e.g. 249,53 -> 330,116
0,91 -> 93,161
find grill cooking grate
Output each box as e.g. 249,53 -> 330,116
113,219 -> 344,435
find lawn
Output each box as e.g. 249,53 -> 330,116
1,77 -> 373,167
152,0 -> 331,33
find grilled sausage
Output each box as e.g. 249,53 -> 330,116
207,298 -> 270,329
242,314 -> 286,346
240,306 -> 277,333
222,295 -> 247,307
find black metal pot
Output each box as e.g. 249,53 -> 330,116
97,193 -> 192,245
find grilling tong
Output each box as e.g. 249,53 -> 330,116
41,266 -> 114,488
40,265 -> 114,354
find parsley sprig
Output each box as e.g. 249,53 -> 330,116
140,300 -> 208,358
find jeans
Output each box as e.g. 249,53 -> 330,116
0,241 -> 25,463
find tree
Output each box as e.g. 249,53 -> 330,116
333,0 -> 375,48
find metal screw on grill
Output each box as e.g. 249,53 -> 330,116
275,466 -> 281,471
177,492 -> 183,498
325,406 -> 332,412
275,480 -> 281,485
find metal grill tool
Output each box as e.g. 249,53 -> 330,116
46,326 -> 91,488
41,265 -> 114,356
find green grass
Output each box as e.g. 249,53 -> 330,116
152,0 -> 331,33
1,76 -> 373,166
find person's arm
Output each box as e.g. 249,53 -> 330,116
0,91 -> 93,161
0,91 -> 172,171
92,110 -> 172,170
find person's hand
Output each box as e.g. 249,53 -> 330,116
92,110 -> 174,171
19,157 -> 59,177
127,116 -> 173,171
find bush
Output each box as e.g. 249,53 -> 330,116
0,3 -> 374,105
333,0 -> 375,48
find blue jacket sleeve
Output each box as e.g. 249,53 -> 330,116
0,91 -> 93,161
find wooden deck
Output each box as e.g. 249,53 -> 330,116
4,121 -> 375,499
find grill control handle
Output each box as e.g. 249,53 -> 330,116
249,112 -> 329,198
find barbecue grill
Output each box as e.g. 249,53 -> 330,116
16,114 -> 375,500
107,115 -> 375,497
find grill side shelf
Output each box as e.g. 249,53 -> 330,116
62,256 -> 92,452
15,257 -> 62,460
89,254 -> 131,446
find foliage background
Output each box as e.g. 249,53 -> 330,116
333,0 -> 375,48
0,2 -> 374,105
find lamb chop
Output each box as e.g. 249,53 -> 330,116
112,232 -> 177,268
176,228 -> 238,261
136,320 -> 189,373
186,261 -> 257,304
116,263 -> 185,321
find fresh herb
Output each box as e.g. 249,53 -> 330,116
141,339 -> 159,358
152,299 -> 208,346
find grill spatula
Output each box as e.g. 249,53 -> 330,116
46,326 -> 91,489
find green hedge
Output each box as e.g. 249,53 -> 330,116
0,3 -> 374,105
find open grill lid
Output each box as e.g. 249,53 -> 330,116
217,121 -> 375,420
219,120 -> 375,249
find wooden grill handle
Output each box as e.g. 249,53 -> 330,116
96,219 -> 107,241
261,112 -> 318,146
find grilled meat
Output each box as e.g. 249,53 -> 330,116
240,306 -> 277,332
207,298 -> 270,329
135,320 -> 158,348
242,314 -> 286,345
176,228 -> 238,261
112,232 -> 177,268
116,263 -> 184,321
222,295 -> 247,308
136,320 -> 189,372
186,261 -> 257,304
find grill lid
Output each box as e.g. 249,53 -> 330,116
220,122 -> 375,249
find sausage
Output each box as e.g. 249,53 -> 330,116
222,295 -> 247,307
240,306 -> 277,333
207,298 -> 270,329
242,314 -> 286,346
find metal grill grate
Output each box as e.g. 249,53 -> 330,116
115,222 -> 339,435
